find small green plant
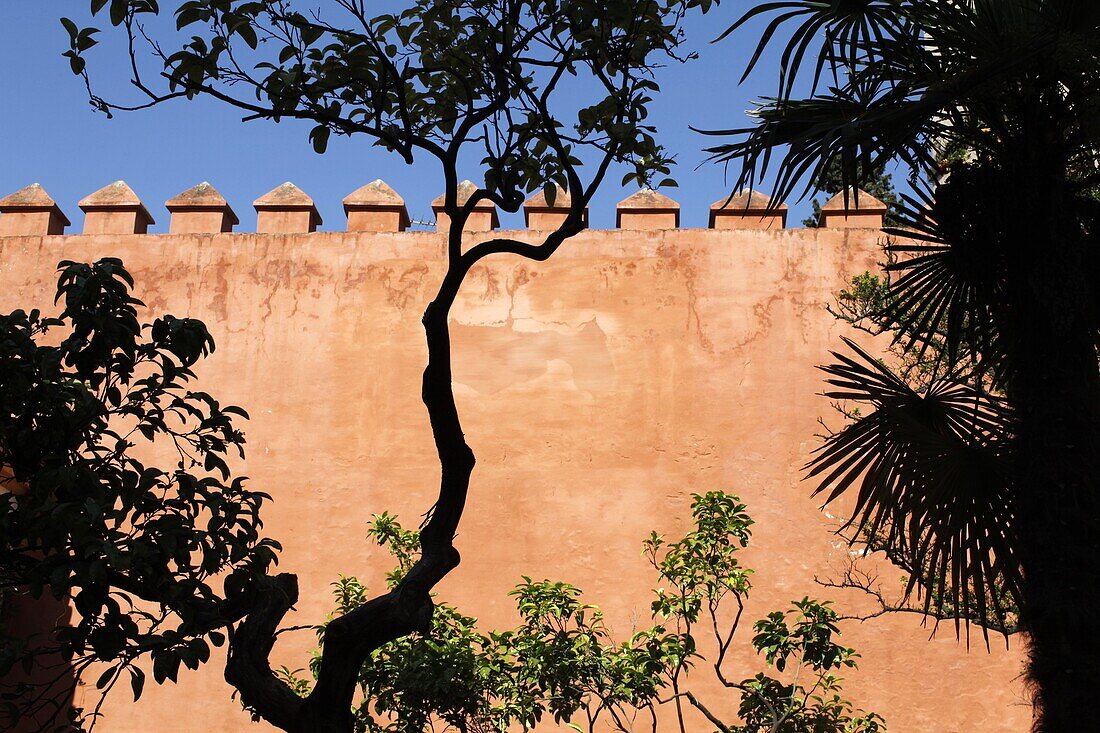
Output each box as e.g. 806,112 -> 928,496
738,600 -> 883,733
284,493 -> 884,733
836,272 -> 890,323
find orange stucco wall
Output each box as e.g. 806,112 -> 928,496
80,210 -> 145,235
617,211 -> 679,229
347,209 -> 407,233
710,213 -> 787,230
255,209 -> 318,234
0,225 -> 1028,732
821,212 -> 887,230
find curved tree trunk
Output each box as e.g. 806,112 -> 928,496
224,178 -> 588,731
225,241 -> 477,733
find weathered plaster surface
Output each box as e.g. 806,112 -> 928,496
0,227 -> 1028,732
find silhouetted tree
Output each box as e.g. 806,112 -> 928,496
704,3 -> 1100,731
1,259 -> 277,730
54,1 -> 714,730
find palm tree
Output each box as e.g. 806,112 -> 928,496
705,2 -> 1100,731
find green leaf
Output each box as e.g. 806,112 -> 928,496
76,29 -> 100,52
300,23 -> 323,46
235,22 -> 258,50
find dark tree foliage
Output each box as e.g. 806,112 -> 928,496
706,2 -> 1100,731
54,1 -> 716,731
0,259 -> 279,729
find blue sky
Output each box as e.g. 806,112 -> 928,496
0,3 -> 873,232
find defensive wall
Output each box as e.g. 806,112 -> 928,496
0,179 -> 1029,732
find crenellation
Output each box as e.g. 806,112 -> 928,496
432,180 -> 499,232
79,181 -> 155,235
0,183 -> 71,236
819,187 -> 888,229
523,187 -> 587,230
165,182 -> 239,234
0,182 -> 898,235
254,182 -> 322,234
709,188 -> 787,230
344,179 -> 411,233
616,188 -> 680,230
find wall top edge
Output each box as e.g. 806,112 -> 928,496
0,225 -> 892,243
0,182 -> 891,235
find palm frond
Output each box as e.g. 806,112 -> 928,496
716,1 -> 907,101
806,338 -> 1020,636
701,76 -> 942,204
703,0 -> 1068,209
881,172 -> 1011,385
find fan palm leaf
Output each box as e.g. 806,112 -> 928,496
879,181 -> 1008,384
806,338 -> 1020,635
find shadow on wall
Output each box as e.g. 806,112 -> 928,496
1,591 -> 76,732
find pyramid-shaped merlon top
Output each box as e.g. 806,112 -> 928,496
524,187 -> 574,210
431,180 -> 489,209
432,180 -> 498,232
616,188 -> 680,229
821,187 -> 888,212
80,180 -> 144,209
344,179 -> 410,232
344,179 -> 406,208
0,183 -> 64,211
710,189 -> 787,212
79,181 -> 155,234
166,182 -> 237,212
254,182 -> 316,209
165,182 -> 239,233
0,183 -> 71,235
617,188 -> 680,211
